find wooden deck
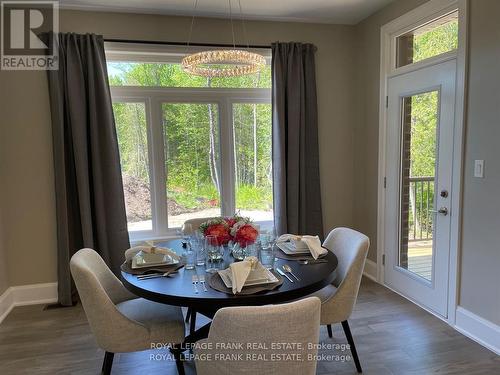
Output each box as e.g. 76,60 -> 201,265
407,241 -> 433,281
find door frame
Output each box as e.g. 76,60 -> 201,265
377,0 -> 468,325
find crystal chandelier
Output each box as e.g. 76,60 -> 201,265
181,0 -> 266,78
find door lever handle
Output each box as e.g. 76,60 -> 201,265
430,207 -> 448,216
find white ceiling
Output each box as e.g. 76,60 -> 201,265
60,0 -> 397,25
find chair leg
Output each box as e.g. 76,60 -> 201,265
101,351 -> 114,375
172,347 -> 185,375
326,324 -> 333,338
189,310 -> 197,337
185,307 -> 191,323
341,320 -> 362,373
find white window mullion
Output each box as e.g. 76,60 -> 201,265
149,97 -> 168,236
219,99 -> 236,217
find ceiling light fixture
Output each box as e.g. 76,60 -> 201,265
181,0 -> 266,78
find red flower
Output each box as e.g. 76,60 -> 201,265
234,224 -> 259,247
204,224 -> 231,245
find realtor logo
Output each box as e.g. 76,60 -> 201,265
1,1 -> 58,70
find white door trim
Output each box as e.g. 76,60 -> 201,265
377,0 -> 468,325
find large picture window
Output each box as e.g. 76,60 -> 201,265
106,44 -> 273,240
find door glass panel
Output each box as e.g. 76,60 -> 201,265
233,103 -> 273,224
396,11 -> 458,68
113,102 -> 153,232
162,103 -> 221,228
399,91 -> 439,281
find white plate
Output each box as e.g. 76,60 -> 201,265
131,251 -> 179,269
276,241 -> 311,255
218,267 -> 279,288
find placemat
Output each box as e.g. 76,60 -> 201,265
208,270 -> 284,295
120,259 -> 184,275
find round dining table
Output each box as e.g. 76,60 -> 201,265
121,238 -> 338,342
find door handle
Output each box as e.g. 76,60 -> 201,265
430,207 -> 448,216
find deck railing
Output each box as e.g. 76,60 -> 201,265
408,176 -> 434,242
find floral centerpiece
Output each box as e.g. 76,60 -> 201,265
199,214 -> 259,259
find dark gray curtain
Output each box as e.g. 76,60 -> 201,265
47,33 -> 130,306
272,42 -> 324,238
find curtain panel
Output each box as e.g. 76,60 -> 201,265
47,33 -> 130,306
272,42 -> 324,238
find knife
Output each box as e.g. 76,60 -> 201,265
277,268 -> 293,282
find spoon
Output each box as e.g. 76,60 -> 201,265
282,264 -> 300,281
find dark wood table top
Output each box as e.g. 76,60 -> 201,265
121,238 -> 338,310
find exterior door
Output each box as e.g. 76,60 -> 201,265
384,59 -> 456,317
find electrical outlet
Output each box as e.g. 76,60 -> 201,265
474,160 -> 484,178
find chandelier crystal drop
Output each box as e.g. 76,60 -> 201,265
181,49 -> 266,78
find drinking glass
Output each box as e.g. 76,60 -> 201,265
205,235 -> 223,273
245,243 -> 258,258
191,238 -> 206,266
184,247 -> 195,270
259,235 -> 275,269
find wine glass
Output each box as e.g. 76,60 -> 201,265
205,235 -> 222,273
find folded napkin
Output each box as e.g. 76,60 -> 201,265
127,245 -> 180,261
229,256 -> 259,294
277,234 -> 328,260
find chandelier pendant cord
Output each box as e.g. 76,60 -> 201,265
238,0 -> 250,49
186,0 -> 199,50
228,0 -> 236,49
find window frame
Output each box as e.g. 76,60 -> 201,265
106,45 -> 273,241
387,4 -> 460,78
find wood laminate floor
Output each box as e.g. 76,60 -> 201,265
0,277 -> 498,375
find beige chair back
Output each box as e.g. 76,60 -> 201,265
70,248 -> 145,352
182,217 -> 218,235
322,227 -> 369,322
195,297 -> 321,375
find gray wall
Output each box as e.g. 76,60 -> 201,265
0,10 -> 357,286
459,0 -> 500,325
353,0 -> 429,262
354,0 -> 500,325
0,207 -> 8,295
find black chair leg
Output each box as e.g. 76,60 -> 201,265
101,351 -> 114,375
326,324 -> 333,338
185,307 -> 191,323
189,309 -> 197,337
172,347 -> 185,375
341,320 -> 362,373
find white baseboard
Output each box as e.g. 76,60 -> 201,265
0,283 -> 58,324
0,287 -> 15,324
363,259 -> 378,282
455,306 -> 500,355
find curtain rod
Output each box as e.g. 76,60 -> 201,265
104,38 -> 271,50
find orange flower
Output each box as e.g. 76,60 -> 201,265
234,224 -> 259,247
204,224 -> 231,245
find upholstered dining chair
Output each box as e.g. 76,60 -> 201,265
70,248 -> 186,375
310,227 -> 369,373
182,217 -> 218,235
194,297 -> 321,375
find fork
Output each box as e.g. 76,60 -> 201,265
137,270 -> 178,280
192,275 -> 199,294
198,274 -> 208,292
